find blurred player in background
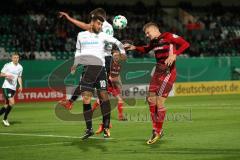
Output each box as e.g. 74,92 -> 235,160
92,51 -> 127,132
125,22 -> 189,144
0,53 -> 23,127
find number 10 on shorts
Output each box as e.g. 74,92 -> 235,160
100,80 -> 106,88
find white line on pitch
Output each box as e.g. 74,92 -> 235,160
0,132 -> 114,140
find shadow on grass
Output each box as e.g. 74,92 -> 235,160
67,138 -> 119,152
8,121 -> 22,125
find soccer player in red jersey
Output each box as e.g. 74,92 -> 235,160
125,22 -> 189,144
92,51 -> 127,121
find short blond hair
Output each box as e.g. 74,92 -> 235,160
143,22 -> 159,32
12,52 -> 19,57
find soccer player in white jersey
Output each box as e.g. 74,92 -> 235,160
0,53 -> 23,126
73,15 -> 126,139
59,9 -> 127,130
59,8 -> 116,108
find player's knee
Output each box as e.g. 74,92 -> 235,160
99,91 -> 109,102
8,99 -> 15,106
156,97 -> 166,106
118,97 -> 123,103
117,95 -> 124,103
82,92 -> 92,104
147,95 -> 157,105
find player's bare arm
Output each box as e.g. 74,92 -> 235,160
59,11 -> 91,30
124,43 -> 136,50
18,77 -> 23,92
70,65 -> 77,75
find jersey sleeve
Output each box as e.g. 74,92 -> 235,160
135,44 -> 152,54
168,33 -> 190,55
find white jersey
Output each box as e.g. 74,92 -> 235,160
1,62 -> 23,91
102,21 -> 114,56
75,31 -> 125,66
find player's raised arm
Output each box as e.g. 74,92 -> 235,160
168,33 -> 190,55
59,12 -> 91,31
104,35 -> 127,61
126,44 -> 152,54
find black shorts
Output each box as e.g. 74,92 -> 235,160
105,56 -> 112,76
80,65 -> 107,93
2,88 -> 16,99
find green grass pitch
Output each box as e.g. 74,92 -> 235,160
0,94 -> 240,160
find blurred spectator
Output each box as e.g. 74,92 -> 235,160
0,0 -> 239,59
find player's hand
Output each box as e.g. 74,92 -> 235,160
113,51 -> 127,62
165,54 -> 177,66
109,76 -> 113,82
124,43 -> 136,50
70,65 -> 77,75
18,86 -> 23,93
59,12 -> 70,19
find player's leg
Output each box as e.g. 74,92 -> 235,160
96,67 -> 111,138
147,69 -> 176,144
155,96 -> 166,137
59,83 -> 81,110
59,66 -> 86,110
146,73 -> 159,140
3,97 -> 14,127
0,88 -> 9,116
98,90 -> 111,138
146,91 -> 161,144
116,95 -> 124,120
1,88 -> 16,127
0,102 -> 7,116
110,76 -> 126,121
154,69 -> 176,137
95,90 -> 113,135
146,72 -> 166,144
80,65 -> 102,140
81,91 -> 94,140
92,98 -> 100,111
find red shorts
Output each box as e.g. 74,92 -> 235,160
149,68 -> 176,98
108,85 -> 121,97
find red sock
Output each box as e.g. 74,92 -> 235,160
148,102 -> 157,131
117,102 -> 123,119
92,100 -> 99,111
155,106 -> 166,134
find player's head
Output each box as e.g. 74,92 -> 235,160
143,22 -> 161,40
11,53 -> 20,64
112,51 -> 120,63
90,8 -> 107,20
90,15 -> 104,33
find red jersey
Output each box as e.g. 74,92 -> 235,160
110,61 -> 121,78
135,32 -> 189,71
